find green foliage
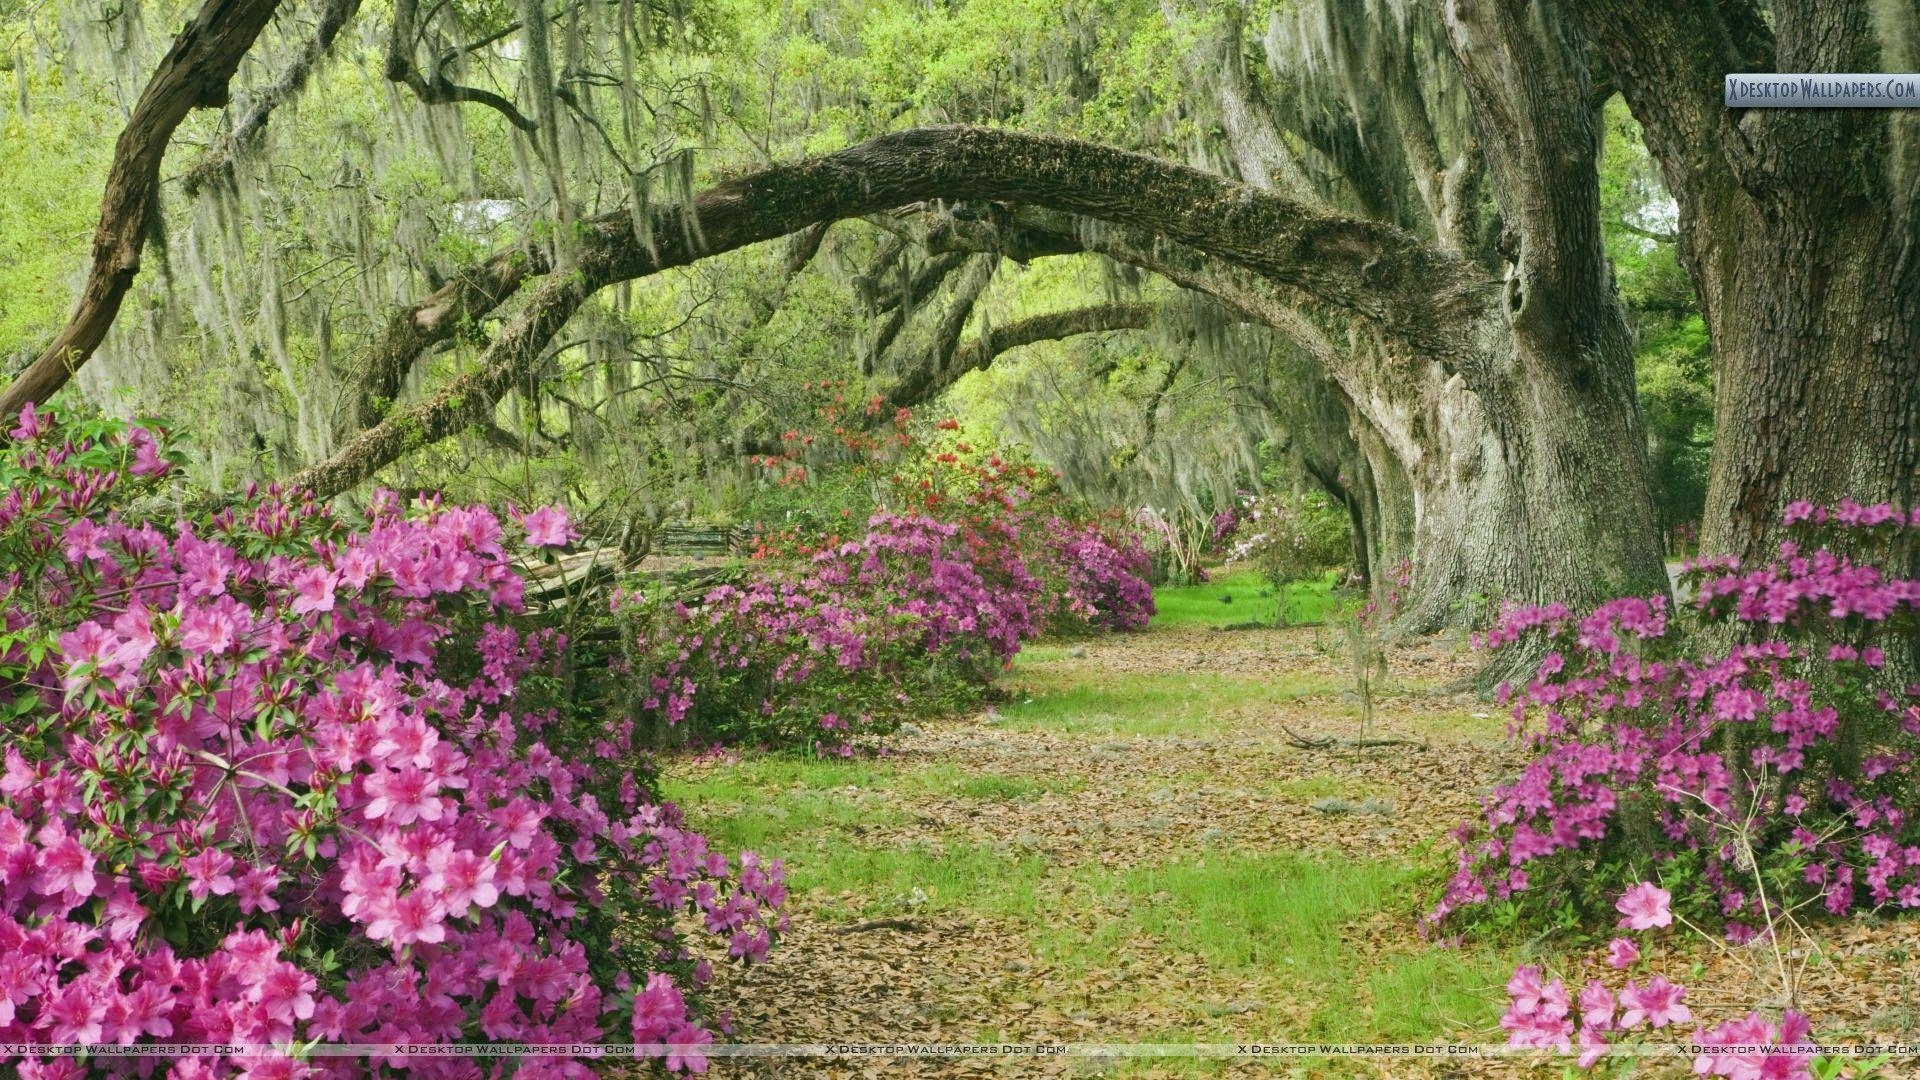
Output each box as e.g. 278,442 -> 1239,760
995,667 -> 1342,737
1637,314 -> 1714,544
1600,96 -> 1714,546
1225,490 -> 1352,616
1149,568 -> 1340,629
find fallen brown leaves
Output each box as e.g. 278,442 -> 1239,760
668,625 -> 1911,1079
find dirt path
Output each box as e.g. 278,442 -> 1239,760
670,621 -> 1920,1078
670,623 -> 1530,1077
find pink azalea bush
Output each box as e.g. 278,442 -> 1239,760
1433,503 -> 1920,935
0,407 -> 783,1075
626,421 -> 1155,751
616,511 -> 1037,749
1501,884 -> 1822,1077
617,509 -> 1153,751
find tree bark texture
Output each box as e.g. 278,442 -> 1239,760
1567,0 -> 1920,567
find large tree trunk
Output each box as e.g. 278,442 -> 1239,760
935,206 -> 1667,622
1349,317 -> 1669,633
1567,0 -> 1920,566
1700,204 -> 1919,566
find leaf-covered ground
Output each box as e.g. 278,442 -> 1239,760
669,583 -> 1920,1077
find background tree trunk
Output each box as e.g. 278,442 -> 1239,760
1568,0 -> 1920,566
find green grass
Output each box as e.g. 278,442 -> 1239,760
1022,850 -> 1506,1050
1100,851 -> 1403,975
662,759 -> 911,853
1150,569 -> 1343,629
662,753 -> 1079,911
663,641 -> 1507,1052
950,773 -> 1081,800
803,837 -> 1053,919
994,669 -> 1342,736
1351,947 -> 1509,1041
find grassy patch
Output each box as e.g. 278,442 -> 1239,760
1349,947 -> 1509,1041
1105,851 -> 1401,975
994,669 -> 1342,736
665,755 -> 1059,921
662,761 -> 910,853
1026,850 -> 1504,1047
803,837 -> 1053,920
1151,569 -> 1343,630
950,773 -> 1081,801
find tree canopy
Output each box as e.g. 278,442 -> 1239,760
1,0 -> 1914,626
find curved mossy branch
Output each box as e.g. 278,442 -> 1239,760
916,255 -> 998,380
379,123 -> 1481,413
353,245 -> 554,429
865,250 -> 969,372
880,300 -> 1162,415
293,125 -> 1479,498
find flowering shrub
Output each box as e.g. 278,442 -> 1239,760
623,415 -> 1155,751
1038,519 -> 1155,634
1500,883 -> 1824,1077
1433,503 -> 1920,937
749,409 -> 1155,635
618,511 -> 1036,750
1225,489 -> 1349,593
0,407 -> 783,1075
1208,506 -> 1240,551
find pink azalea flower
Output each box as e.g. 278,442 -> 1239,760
253,963 -> 318,1025
369,889 -> 446,946
515,506 -> 575,548
289,565 -> 338,615
1506,964 -> 1548,1013
44,980 -> 107,1044
1606,936 -> 1640,969
362,766 -> 444,825
10,402 -> 46,439
1579,979 -> 1615,1029
1618,975 -> 1691,1029
1576,1026 -> 1610,1069
235,868 -> 282,914
1616,882 -> 1673,930
32,827 -> 97,905
425,847 -> 501,917
633,972 -> 688,1043
181,848 -> 237,901
665,1023 -> 713,1073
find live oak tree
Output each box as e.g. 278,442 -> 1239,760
1564,0 -> 1920,566
2,0 -> 1912,635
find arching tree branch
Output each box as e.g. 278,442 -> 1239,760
386,0 -> 538,132
0,0 -> 286,420
882,300 -> 1160,413
294,125 -> 1482,497
354,245 -> 553,428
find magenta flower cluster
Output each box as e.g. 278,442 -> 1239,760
618,509 -> 1153,749
1040,519 -> 1155,634
1501,883 -> 1819,1077
0,408 -> 783,1076
1434,503 -> 1920,935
